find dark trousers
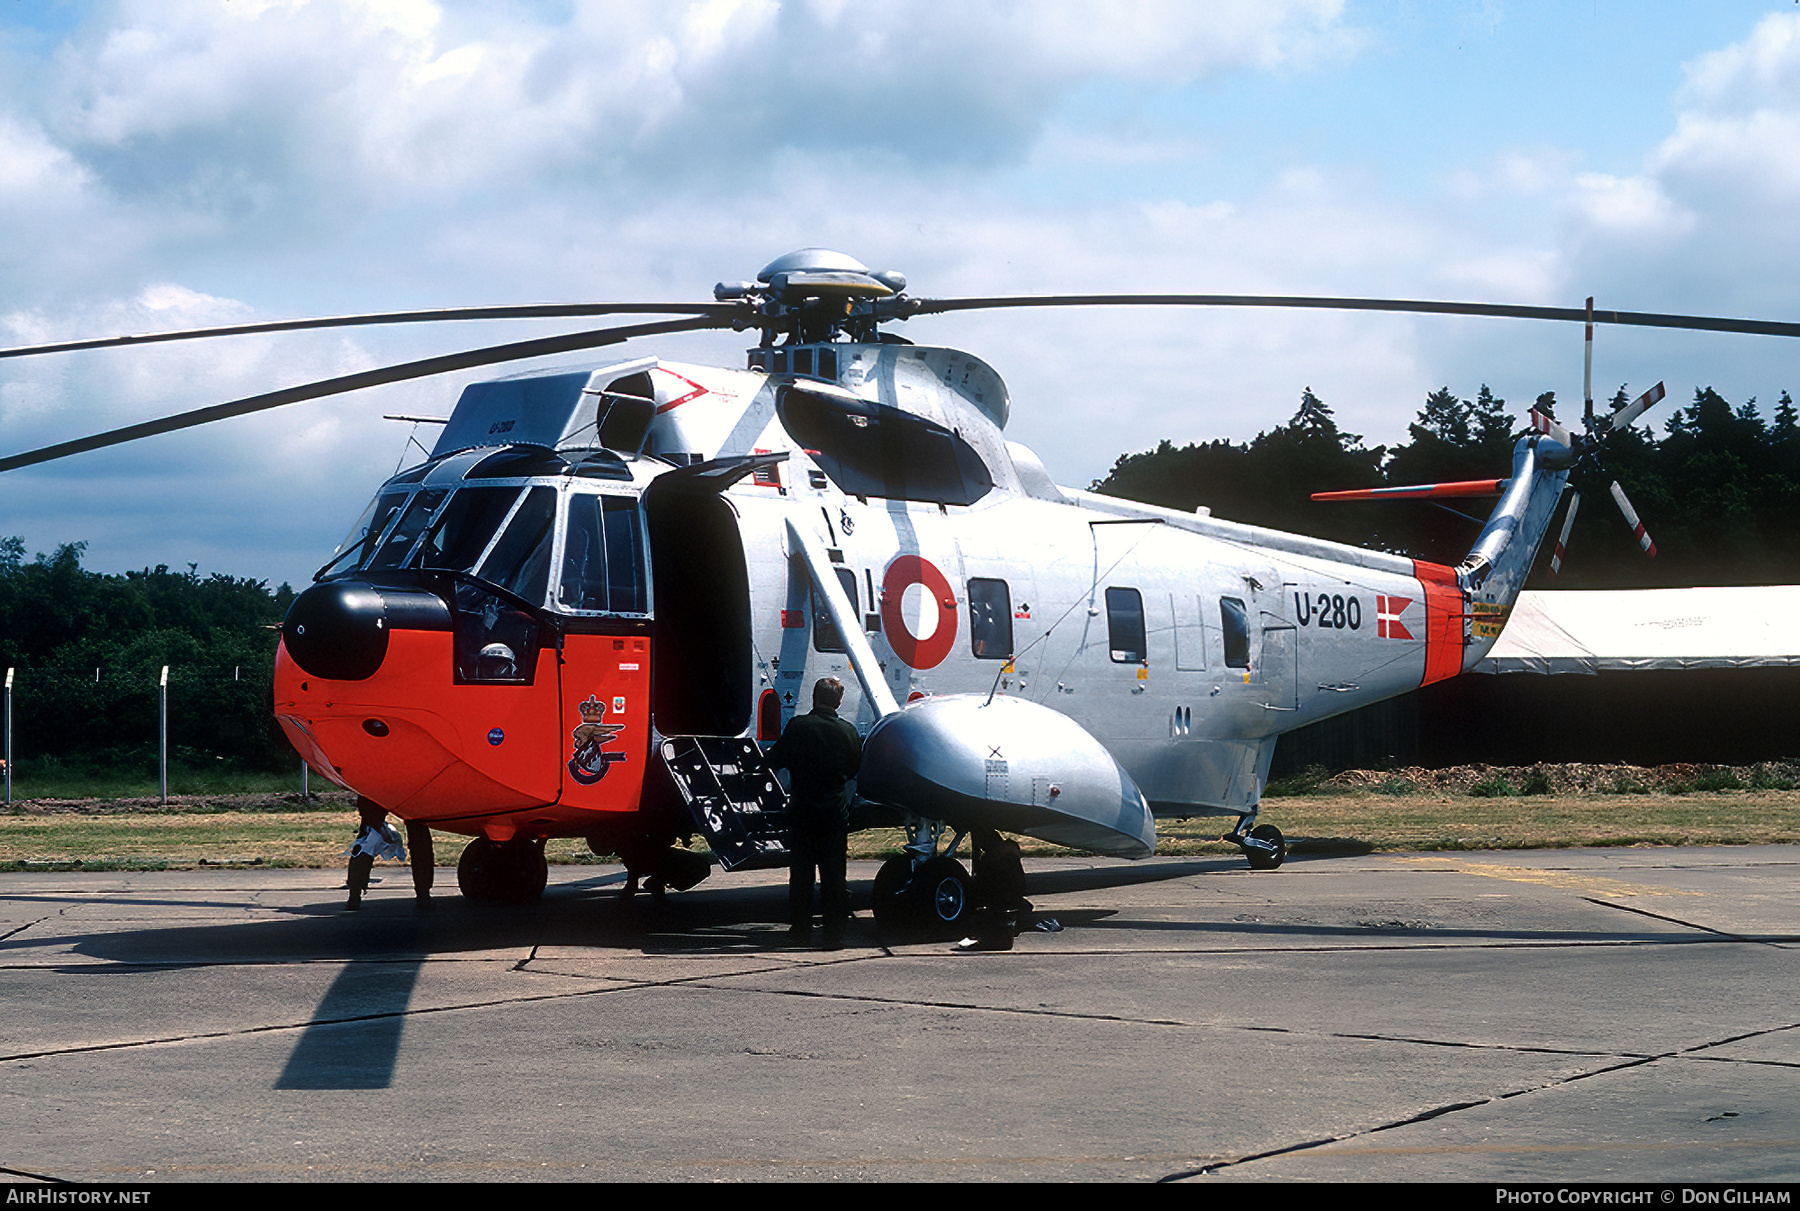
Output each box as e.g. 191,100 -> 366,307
406,820 -> 434,898
788,825 -> 847,935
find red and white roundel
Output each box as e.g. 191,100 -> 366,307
880,555 -> 958,669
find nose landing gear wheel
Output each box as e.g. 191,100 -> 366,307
457,836 -> 550,903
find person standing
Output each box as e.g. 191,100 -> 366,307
765,677 -> 862,948
344,797 -> 405,910
344,799 -> 435,908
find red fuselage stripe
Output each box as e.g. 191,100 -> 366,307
1412,560 -> 1465,686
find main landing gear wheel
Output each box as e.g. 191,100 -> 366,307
457,836 -> 550,903
1244,823 -> 1286,871
873,855 -> 972,937
915,856 -> 971,934
871,855 -> 913,930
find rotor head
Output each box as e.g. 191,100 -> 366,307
716,248 -> 912,345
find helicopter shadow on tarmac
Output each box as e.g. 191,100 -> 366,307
12,857 -> 1239,1088
38,847 -> 1711,1091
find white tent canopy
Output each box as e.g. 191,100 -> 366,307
1474,586 -> 1800,675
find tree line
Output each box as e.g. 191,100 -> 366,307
1093,383 -> 1800,588
0,538 -> 295,773
6,379 -> 1796,771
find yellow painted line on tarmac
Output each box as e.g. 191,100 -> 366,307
1391,856 -> 1702,898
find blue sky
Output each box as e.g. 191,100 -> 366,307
4,1 -> 1800,588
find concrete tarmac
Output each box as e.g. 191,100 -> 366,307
0,845 -> 1795,1184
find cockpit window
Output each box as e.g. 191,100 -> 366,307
557,493 -> 649,615
316,489 -> 407,580
363,489 -> 447,572
413,487 -> 525,572
477,487 -> 556,605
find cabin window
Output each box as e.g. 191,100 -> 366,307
812,568 -> 860,653
1221,596 -> 1250,668
967,578 -> 1013,659
1105,587 -> 1146,663
557,493 -> 649,615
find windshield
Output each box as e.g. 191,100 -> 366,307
315,489 -> 408,580
475,487 -> 556,604
364,489 -> 448,571
314,483 -> 559,606
413,486 -> 526,572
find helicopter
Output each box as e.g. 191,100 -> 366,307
6,248 -> 1797,931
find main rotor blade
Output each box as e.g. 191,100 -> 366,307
0,314 -> 731,474
902,294 -> 1800,339
0,302 -> 747,361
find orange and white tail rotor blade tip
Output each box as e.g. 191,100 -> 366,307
1550,489 -> 1581,575
1605,381 -> 1667,433
1609,481 -> 1657,557
1529,406 -> 1573,448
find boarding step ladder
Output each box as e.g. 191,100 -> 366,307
659,735 -> 792,871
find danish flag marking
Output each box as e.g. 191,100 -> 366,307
1377,595 -> 1414,640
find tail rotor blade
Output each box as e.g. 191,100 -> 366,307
1551,489 -> 1581,575
1604,381 -> 1667,433
1529,406 -> 1573,449
1609,481 -> 1657,557
1583,296 -> 1595,428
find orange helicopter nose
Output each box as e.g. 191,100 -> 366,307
283,579 -> 451,681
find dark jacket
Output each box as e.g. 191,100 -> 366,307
765,706 -> 862,829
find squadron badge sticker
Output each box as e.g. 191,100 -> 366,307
568,695 -> 627,785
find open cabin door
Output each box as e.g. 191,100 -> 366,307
642,455 -> 789,867
643,474 -> 753,737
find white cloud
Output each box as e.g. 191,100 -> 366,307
1446,147 -> 1582,202
1565,172 -> 1694,241
45,0 -> 1799,589
1546,8 -> 1800,326
1677,11 -> 1800,111
37,0 -> 1357,209
0,115 -> 89,198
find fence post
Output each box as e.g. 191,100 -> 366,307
4,668 -> 12,807
301,759 -> 310,800
158,665 -> 169,805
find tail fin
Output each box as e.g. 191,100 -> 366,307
1454,432 -> 1575,666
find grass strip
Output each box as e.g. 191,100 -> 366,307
0,787 -> 1795,870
